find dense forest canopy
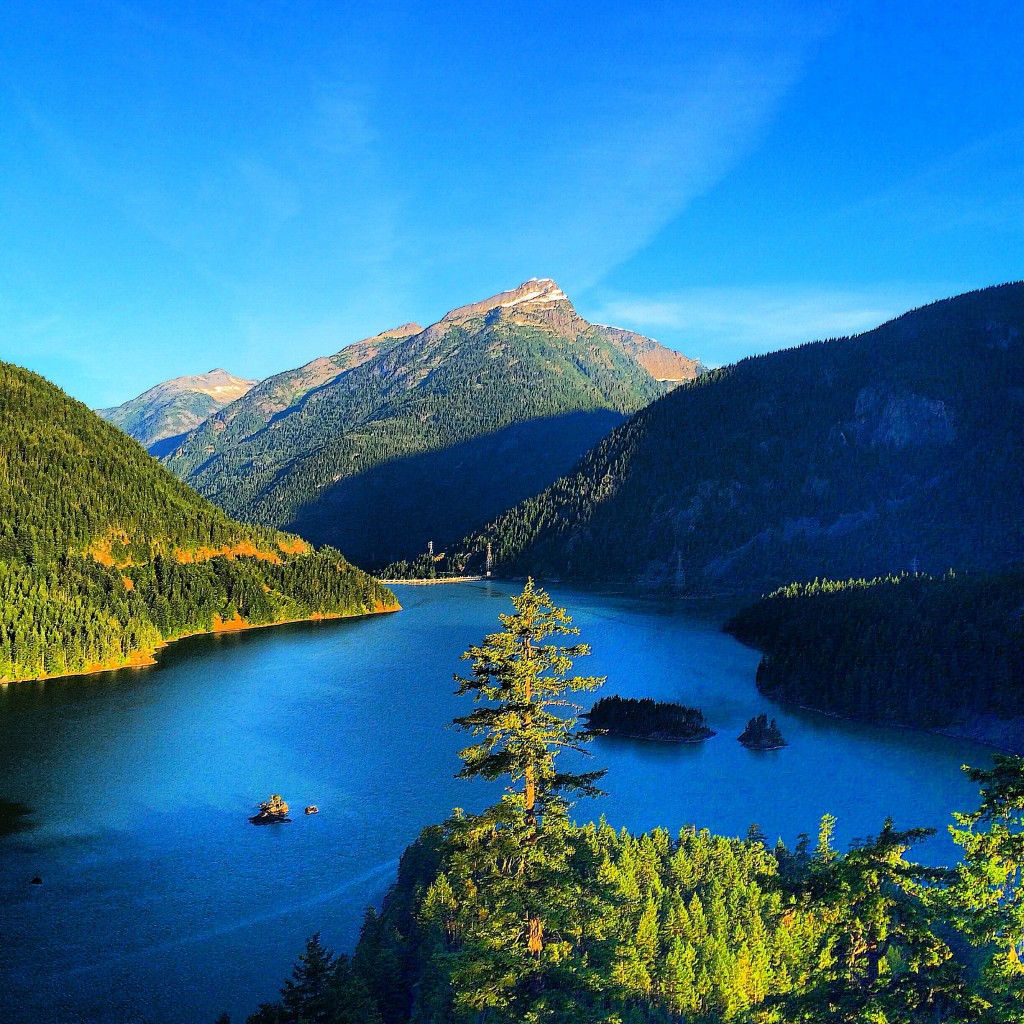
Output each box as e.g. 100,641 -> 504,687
448,283 -> 1024,593
726,569 -> 1024,737
0,362 -> 396,682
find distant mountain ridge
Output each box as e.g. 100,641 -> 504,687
98,368 -> 258,453
162,278 -> 702,567
451,282 -> 1024,592
183,322 -> 423,445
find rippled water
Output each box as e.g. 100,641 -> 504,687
0,581 -> 992,1023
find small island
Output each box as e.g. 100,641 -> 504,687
738,714 -> 787,750
585,695 -> 715,743
249,794 -> 292,825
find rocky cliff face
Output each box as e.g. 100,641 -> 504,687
848,386 -> 955,448
439,278 -> 573,322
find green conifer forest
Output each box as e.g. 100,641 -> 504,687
726,569 -> 1024,734
0,362 -> 396,682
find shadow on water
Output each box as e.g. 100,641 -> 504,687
0,800 -> 35,836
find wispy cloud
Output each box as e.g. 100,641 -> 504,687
0,1 -> 846,405
420,44 -> 823,295
388,2 -> 840,305
528,55 -> 806,288
831,127 -> 1024,236
586,282 -> 963,365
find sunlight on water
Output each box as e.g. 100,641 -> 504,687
0,581 -> 991,1024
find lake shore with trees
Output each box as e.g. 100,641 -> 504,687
726,569 -> 1024,756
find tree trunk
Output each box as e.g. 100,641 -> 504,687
523,636 -> 537,824
528,914 -> 544,955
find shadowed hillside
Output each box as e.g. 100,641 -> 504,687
453,282 -> 1024,592
162,279 -> 701,567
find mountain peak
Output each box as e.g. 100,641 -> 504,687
498,278 -> 569,307
97,369 -> 259,451
178,369 -> 258,397
441,278 -> 573,322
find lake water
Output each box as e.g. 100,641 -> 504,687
0,581 -> 993,1024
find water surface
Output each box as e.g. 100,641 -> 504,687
0,582 -> 991,1023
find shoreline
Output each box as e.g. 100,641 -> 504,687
377,575 -> 485,586
597,730 -> 715,744
760,689 -> 1024,757
0,601 -> 401,688
725,629 -> 1024,759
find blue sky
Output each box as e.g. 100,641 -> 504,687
2,1 -> 1022,407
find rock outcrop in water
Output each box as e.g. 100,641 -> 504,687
250,794 -> 292,825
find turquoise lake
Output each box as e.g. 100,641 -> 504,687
0,581 -> 993,1024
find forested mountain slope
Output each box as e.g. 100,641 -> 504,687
0,362 -> 396,683
98,368 -> 258,453
456,282 -> 1024,592
162,279 -> 701,567
727,569 -> 1024,745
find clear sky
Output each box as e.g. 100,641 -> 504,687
3,1 -> 1022,407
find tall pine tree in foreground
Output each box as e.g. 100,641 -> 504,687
453,577 -> 606,827
446,579 -> 606,1012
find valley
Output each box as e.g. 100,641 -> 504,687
3,279 -> 1023,1024
150,278 -> 701,566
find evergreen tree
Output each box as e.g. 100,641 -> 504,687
444,580 -> 606,1012
779,818 -> 975,1022
453,578 -> 606,826
280,933 -> 337,1024
452,581 -> 602,827
948,755 -> 1024,1021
